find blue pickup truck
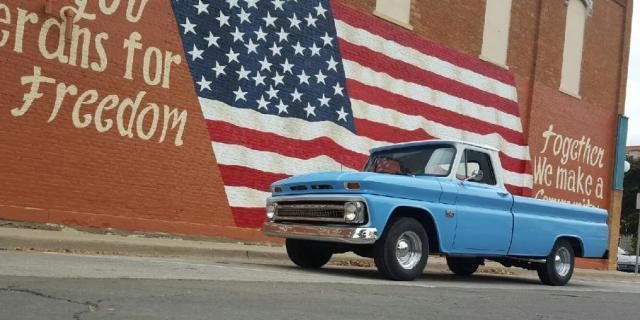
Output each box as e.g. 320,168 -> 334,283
262,140 -> 609,285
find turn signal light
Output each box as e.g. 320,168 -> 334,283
345,182 -> 361,190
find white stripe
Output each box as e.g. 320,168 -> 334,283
343,61 -> 524,133
335,20 -> 518,102
350,99 -> 530,161
200,98 -> 384,155
224,186 -> 270,208
212,142 -> 359,175
503,170 -> 533,189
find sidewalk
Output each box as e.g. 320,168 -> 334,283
0,221 -> 638,282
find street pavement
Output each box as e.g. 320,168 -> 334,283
0,250 -> 639,320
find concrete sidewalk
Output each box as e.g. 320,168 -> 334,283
0,223 -> 638,282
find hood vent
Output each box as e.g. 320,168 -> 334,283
311,184 -> 333,190
290,185 -> 308,191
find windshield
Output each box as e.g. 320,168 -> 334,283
364,145 -> 456,176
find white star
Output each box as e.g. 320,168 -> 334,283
256,95 -> 269,110
204,32 -> 220,47
226,0 -> 239,9
292,41 -> 305,55
280,59 -> 294,74
309,43 -> 321,56
291,88 -> 303,102
226,48 -> 240,63
245,38 -> 259,54
271,0 -> 285,11
216,11 -> 230,27
231,27 -> 244,42
246,0 -> 259,9
269,42 -> 282,56
275,99 -> 288,114
233,86 -> 247,102
180,18 -> 196,34
276,27 -> 289,43
193,0 -> 209,15
318,94 -> 330,107
266,85 -> 279,99
211,61 -> 226,78
272,71 -> 285,86
253,71 -> 266,86
320,32 -> 333,47
263,12 -> 277,28
196,76 -> 212,91
297,70 -> 310,85
259,57 -> 272,71
237,8 -> 251,23
315,70 -> 327,84
315,3 -> 327,18
304,13 -> 317,27
188,44 -> 204,61
237,65 -> 251,80
327,56 -> 338,71
336,107 -> 349,122
304,103 -> 316,117
254,27 -> 267,42
288,13 -> 301,29
333,83 -> 344,96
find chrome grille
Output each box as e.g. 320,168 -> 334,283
275,202 -> 345,222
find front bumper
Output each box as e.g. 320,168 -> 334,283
262,221 -> 378,244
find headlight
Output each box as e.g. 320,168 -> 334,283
344,201 -> 365,223
266,202 -> 277,219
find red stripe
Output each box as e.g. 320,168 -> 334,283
231,207 -> 265,228
330,0 -> 515,85
505,184 -> 531,197
219,165 -> 290,191
354,118 -> 528,175
347,80 -> 526,146
206,120 -> 368,170
340,40 -> 520,117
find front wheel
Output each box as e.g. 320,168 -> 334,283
285,239 -> 333,269
374,217 -> 429,281
537,240 -> 575,286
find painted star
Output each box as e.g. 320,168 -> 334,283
315,70 -> 327,84
180,18 -> 196,34
320,33 -> 333,47
290,88 -> 303,102
269,42 -> 282,56
188,44 -> 204,61
204,32 -> 220,47
211,61 -> 226,78
336,107 -> 349,122
304,103 -> 316,117
271,0 -> 285,11
226,48 -> 240,63
254,27 -> 268,42
266,85 -> 279,99
276,27 -> 289,43
288,13 -> 302,29
309,43 -> 321,56
196,76 -> 212,91
275,99 -> 288,114
226,0 -> 239,9
231,27 -> 245,42
237,65 -> 251,80
216,11 -> 230,27
318,94 -> 330,107
297,70 -> 310,85
193,0 -> 209,15
246,0 -> 259,9
280,59 -> 294,74
256,95 -> 270,110
333,82 -> 344,96
263,12 -> 277,28
272,71 -> 285,86
233,86 -> 247,102
245,38 -> 259,54
292,41 -> 305,56
237,8 -> 251,24
252,71 -> 266,86
315,3 -> 327,18
327,56 -> 338,71
304,13 -> 317,27
259,57 -> 273,71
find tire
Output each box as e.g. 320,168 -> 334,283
285,239 -> 333,269
537,239 -> 575,286
446,257 -> 482,276
374,217 -> 429,281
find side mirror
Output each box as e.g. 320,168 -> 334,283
464,169 -> 484,182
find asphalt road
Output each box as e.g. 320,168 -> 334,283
0,251 -> 638,320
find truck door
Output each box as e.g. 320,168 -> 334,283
453,149 -> 514,254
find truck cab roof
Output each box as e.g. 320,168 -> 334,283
369,139 -> 499,154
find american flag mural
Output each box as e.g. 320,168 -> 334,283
170,0 -> 533,228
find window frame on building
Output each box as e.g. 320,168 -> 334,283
373,0 -> 413,30
479,0 -> 513,69
559,0 -> 592,99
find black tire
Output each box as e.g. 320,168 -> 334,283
537,239 -> 575,286
285,239 -> 333,269
446,257 -> 482,276
374,217 -> 429,281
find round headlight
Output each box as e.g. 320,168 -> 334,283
344,212 -> 357,221
344,201 -> 364,223
345,202 -> 358,214
266,203 -> 276,219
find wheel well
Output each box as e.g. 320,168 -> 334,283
557,236 -> 584,258
387,206 -> 440,253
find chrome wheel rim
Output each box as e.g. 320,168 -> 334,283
395,231 -> 422,270
554,247 -> 571,277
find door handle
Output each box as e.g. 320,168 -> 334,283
497,191 -> 509,197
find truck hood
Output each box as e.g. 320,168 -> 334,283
271,171 -> 442,201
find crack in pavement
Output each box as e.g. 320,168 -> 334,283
0,286 -> 101,319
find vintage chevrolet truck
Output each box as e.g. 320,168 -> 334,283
262,140 -> 609,285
